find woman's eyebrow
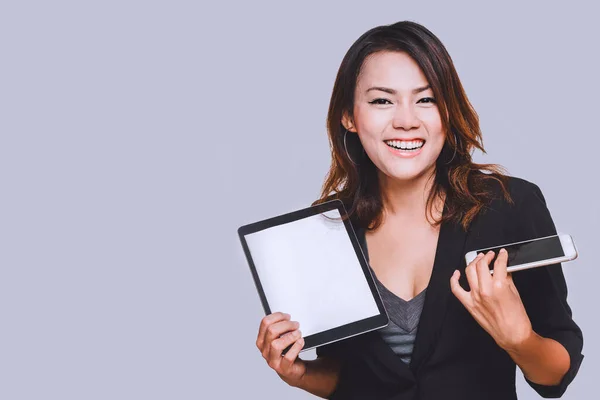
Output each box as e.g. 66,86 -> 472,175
366,85 -> 431,95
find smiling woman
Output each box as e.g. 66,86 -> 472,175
345,51 -> 446,189
315,23 -> 515,233
254,20 -> 584,400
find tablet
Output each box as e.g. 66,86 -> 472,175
238,199 -> 389,353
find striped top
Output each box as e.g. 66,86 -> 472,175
371,269 -> 427,365
358,228 -> 427,366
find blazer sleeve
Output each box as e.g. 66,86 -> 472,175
316,341 -> 384,400
511,182 -> 584,398
315,342 -> 356,400
315,344 -> 343,399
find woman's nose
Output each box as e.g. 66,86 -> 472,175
392,104 -> 420,130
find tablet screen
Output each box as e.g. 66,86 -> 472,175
244,208 -> 380,338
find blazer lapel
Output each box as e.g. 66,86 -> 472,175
355,228 -> 416,384
409,213 -> 467,374
354,214 -> 468,380
363,331 -> 417,385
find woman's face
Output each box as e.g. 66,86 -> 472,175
345,51 -> 446,183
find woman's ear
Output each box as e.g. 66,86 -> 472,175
341,113 -> 357,133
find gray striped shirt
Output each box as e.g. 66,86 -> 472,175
372,270 -> 427,365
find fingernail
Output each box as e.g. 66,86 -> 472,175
500,248 -> 507,254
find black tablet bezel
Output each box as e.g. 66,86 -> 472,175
237,199 -> 389,353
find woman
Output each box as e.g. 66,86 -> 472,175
255,21 -> 583,399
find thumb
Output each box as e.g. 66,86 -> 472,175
450,270 -> 472,309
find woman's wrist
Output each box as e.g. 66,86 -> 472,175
504,330 -> 570,386
500,324 -> 535,354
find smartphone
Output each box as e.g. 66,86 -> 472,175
464,233 -> 578,273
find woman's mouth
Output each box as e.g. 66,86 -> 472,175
384,139 -> 425,157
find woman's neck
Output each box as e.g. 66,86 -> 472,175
378,168 -> 440,221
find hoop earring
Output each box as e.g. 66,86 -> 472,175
344,129 -> 359,165
445,132 -> 458,165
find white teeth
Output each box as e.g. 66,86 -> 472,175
385,139 -> 424,150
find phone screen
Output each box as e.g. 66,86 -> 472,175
477,236 -> 564,268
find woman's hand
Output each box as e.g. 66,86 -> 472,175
256,312 -> 306,387
450,249 -> 533,351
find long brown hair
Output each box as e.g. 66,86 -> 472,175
313,20 -> 512,231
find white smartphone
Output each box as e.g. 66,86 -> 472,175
464,233 -> 578,273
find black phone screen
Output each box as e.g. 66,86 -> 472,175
476,235 -> 564,269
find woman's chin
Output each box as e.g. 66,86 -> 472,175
384,170 -> 422,182
381,165 -> 435,183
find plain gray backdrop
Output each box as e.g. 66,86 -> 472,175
1,1 -> 597,399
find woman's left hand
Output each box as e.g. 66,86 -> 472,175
450,249 -> 533,351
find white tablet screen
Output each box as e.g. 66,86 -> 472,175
245,209 -> 380,337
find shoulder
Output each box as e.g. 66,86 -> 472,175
464,175 -> 557,252
480,174 -> 557,239
480,174 -> 545,210
505,176 -> 545,203
468,174 -> 550,231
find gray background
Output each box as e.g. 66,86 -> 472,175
1,1 -> 597,399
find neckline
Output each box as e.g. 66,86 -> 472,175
373,271 -> 428,303
357,203 -> 446,303
356,200 -> 469,376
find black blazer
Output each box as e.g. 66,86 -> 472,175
316,177 -> 584,399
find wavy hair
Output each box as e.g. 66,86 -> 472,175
313,20 -> 512,231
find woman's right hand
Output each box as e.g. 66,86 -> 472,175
256,312 -> 306,387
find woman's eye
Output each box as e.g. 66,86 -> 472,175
368,98 -> 392,105
418,97 -> 437,104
